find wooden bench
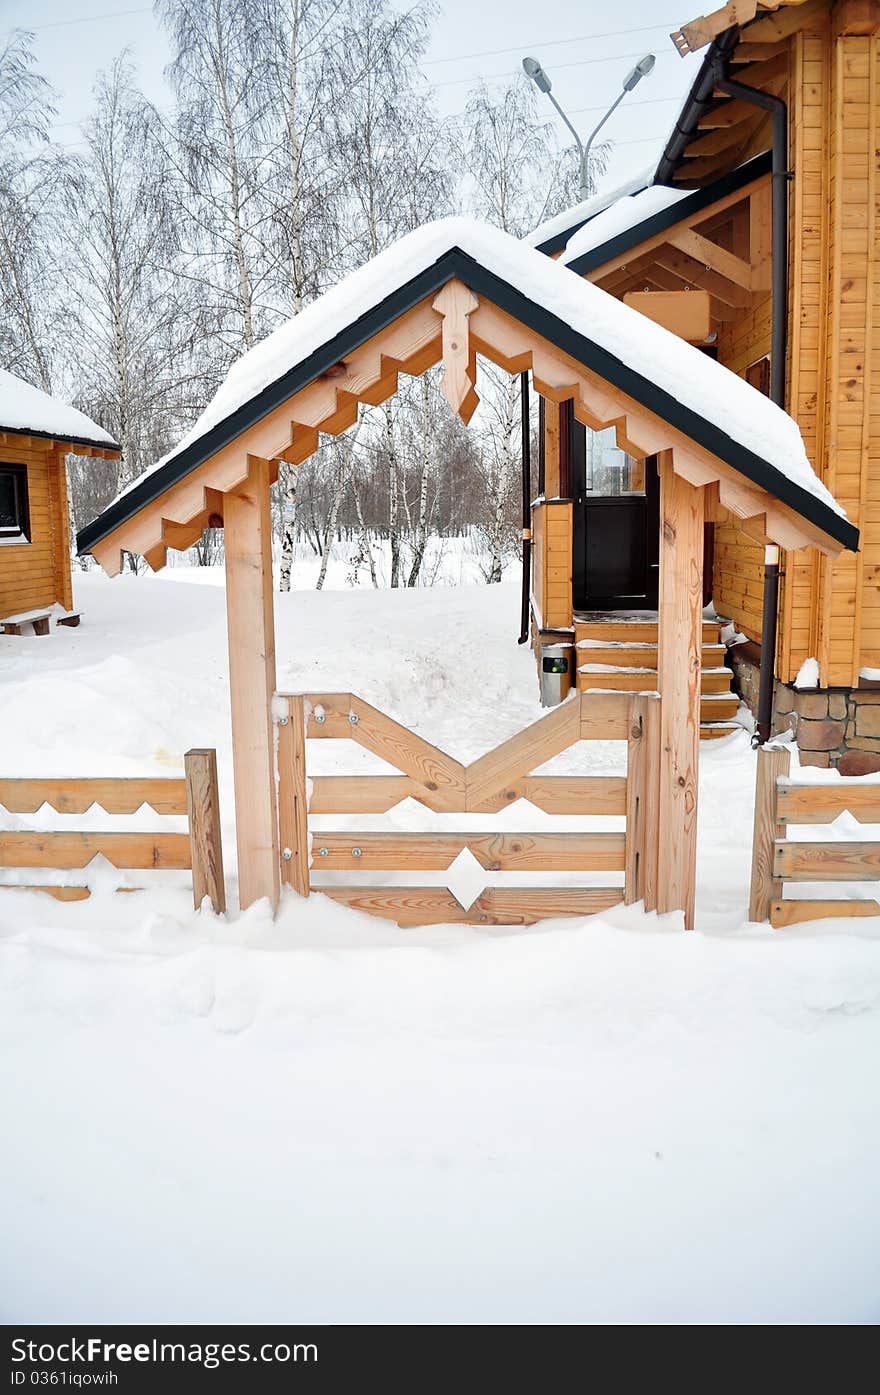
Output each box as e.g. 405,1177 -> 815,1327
1,609 -> 82,636
2,609 -> 53,636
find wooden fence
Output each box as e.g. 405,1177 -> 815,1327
274,690 -> 659,926
0,749 -> 225,912
749,745 -> 880,927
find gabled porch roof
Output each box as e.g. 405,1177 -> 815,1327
78,215 -> 856,567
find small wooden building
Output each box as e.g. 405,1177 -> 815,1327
0,370 -> 119,627
527,0 -> 880,770
76,217 -> 852,926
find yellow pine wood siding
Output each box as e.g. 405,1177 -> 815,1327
782,11 -> 880,686
0,439 -> 73,620
780,19 -> 832,679
713,295 -> 774,638
531,499 -> 573,630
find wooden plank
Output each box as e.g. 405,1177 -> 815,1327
306,773 -> 627,816
275,694 -> 310,896
578,691 -> 631,739
317,885 -> 624,927
0,778 -> 187,815
224,457 -> 280,911
304,692 -> 466,809
0,886 -> 141,902
475,775 -> 627,816
0,831 -> 191,869
777,782 -> 880,823
185,748 -> 226,914
656,455 -> 704,929
622,289 -> 712,341
770,898 -> 880,928
543,399 -> 562,496
667,228 -> 755,289
749,746 -> 791,921
466,699 -> 581,810
641,691 -> 661,912
625,696 -> 645,904
774,840 -> 880,879
309,830 -> 626,872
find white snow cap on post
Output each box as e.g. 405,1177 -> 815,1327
125,216 -> 845,524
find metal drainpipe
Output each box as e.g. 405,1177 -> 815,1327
518,371 -> 532,645
714,67 -> 789,744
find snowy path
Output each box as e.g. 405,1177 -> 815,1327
1,568 -> 879,1321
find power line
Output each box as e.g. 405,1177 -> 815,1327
429,47 -> 677,90
422,23 -> 679,66
6,5 -> 152,31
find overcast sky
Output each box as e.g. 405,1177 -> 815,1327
2,0 -> 704,197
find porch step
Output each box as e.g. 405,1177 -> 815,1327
577,642 -> 727,668
577,666 -> 734,695
700,722 -> 741,741
574,618 -> 723,645
571,615 -> 739,735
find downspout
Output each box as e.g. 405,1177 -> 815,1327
518,370 -> 532,644
714,64 -> 789,744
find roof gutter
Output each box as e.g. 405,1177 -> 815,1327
655,28 -> 741,185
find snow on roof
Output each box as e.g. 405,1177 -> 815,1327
0,368 -> 117,450
109,215 -> 845,530
560,183 -> 692,267
523,167 -> 654,252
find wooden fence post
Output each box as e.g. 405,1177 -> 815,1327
748,744 -> 791,923
625,696 -> 646,904
275,694 -> 310,897
185,748 -> 226,914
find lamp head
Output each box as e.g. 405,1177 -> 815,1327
522,55 -> 552,95
622,52 -> 655,92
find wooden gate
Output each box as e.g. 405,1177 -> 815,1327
273,690 -> 659,926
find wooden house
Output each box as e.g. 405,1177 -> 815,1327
527,0 -> 880,772
0,370 -> 119,631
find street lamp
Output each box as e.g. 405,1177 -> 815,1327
522,52 -> 656,201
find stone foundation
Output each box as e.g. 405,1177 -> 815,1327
727,642 -> 880,774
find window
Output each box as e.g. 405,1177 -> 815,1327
0,463 -> 30,541
746,356 -> 771,397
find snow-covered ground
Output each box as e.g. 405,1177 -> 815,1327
1,562 -> 879,1322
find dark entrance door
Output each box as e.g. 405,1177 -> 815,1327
568,411 -> 659,611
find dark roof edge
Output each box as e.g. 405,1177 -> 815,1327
654,27 -> 740,186
78,244 -> 858,557
2,423 -> 120,454
77,254 -> 463,554
564,150 -> 772,278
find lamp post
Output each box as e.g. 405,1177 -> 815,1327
522,52 -> 656,201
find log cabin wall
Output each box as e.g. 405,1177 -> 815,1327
0,438 -> 73,620
780,3 -> 880,688
713,296 -> 774,641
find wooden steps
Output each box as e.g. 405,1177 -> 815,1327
574,616 -> 740,739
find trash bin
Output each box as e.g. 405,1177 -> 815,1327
540,643 -> 572,707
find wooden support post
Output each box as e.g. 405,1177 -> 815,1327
625,695 -> 647,904
185,748 -> 226,914
642,695 -> 661,913
748,744 -> 791,923
224,456 -> 281,911
656,452 -> 704,929
275,694 -> 311,897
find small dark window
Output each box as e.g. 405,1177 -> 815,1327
746,356 -> 771,397
0,463 -> 30,541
